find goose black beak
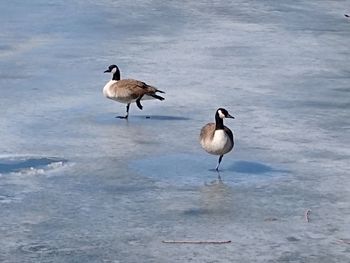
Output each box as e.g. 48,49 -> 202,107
104,69 -> 110,73
226,114 -> 235,119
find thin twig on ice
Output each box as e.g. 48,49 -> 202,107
162,240 -> 231,244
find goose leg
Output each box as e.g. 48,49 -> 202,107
136,95 -> 144,110
116,103 -> 130,119
215,155 -> 223,171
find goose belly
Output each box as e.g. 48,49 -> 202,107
201,130 -> 233,155
109,96 -> 133,104
103,81 -> 131,103
109,95 -> 153,104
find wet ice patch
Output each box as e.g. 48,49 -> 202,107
95,113 -> 190,125
0,194 -> 18,204
0,156 -> 71,204
130,153 -> 289,186
0,156 -> 68,176
132,115 -> 190,121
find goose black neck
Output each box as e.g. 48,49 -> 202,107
215,112 -> 224,130
112,70 -> 120,81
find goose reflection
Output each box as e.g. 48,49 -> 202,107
199,172 -> 234,214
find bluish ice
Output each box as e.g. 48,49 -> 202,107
0,0 -> 350,262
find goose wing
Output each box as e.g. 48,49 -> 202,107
224,126 -> 234,146
120,79 -> 163,93
200,123 -> 215,141
109,79 -> 164,98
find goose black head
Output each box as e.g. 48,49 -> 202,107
104,64 -> 119,73
217,108 -> 235,119
104,64 -> 120,80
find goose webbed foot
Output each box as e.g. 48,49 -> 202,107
116,115 -> 128,119
115,103 -> 130,119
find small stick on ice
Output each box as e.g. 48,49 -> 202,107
305,209 -> 311,223
337,239 -> 350,245
162,240 -> 231,244
345,14 -> 350,18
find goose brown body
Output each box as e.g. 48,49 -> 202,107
103,79 -> 164,103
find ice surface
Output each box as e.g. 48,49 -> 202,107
0,0 -> 349,262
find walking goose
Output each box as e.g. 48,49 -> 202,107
200,108 -> 235,171
103,64 -> 165,119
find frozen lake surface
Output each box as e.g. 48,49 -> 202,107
1,0 -> 350,262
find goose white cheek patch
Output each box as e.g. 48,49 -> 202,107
111,67 -> 117,74
218,110 -> 225,119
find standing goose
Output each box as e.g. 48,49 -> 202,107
200,108 -> 235,171
103,64 -> 165,119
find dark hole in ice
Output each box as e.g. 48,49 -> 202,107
0,194 -> 13,200
286,236 -> 300,242
183,208 -> 210,216
0,157 -> 67,174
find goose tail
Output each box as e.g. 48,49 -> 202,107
150,94 -> 165,101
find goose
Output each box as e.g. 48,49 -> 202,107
200,108 -> 235,171
103,64 -> 165,119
